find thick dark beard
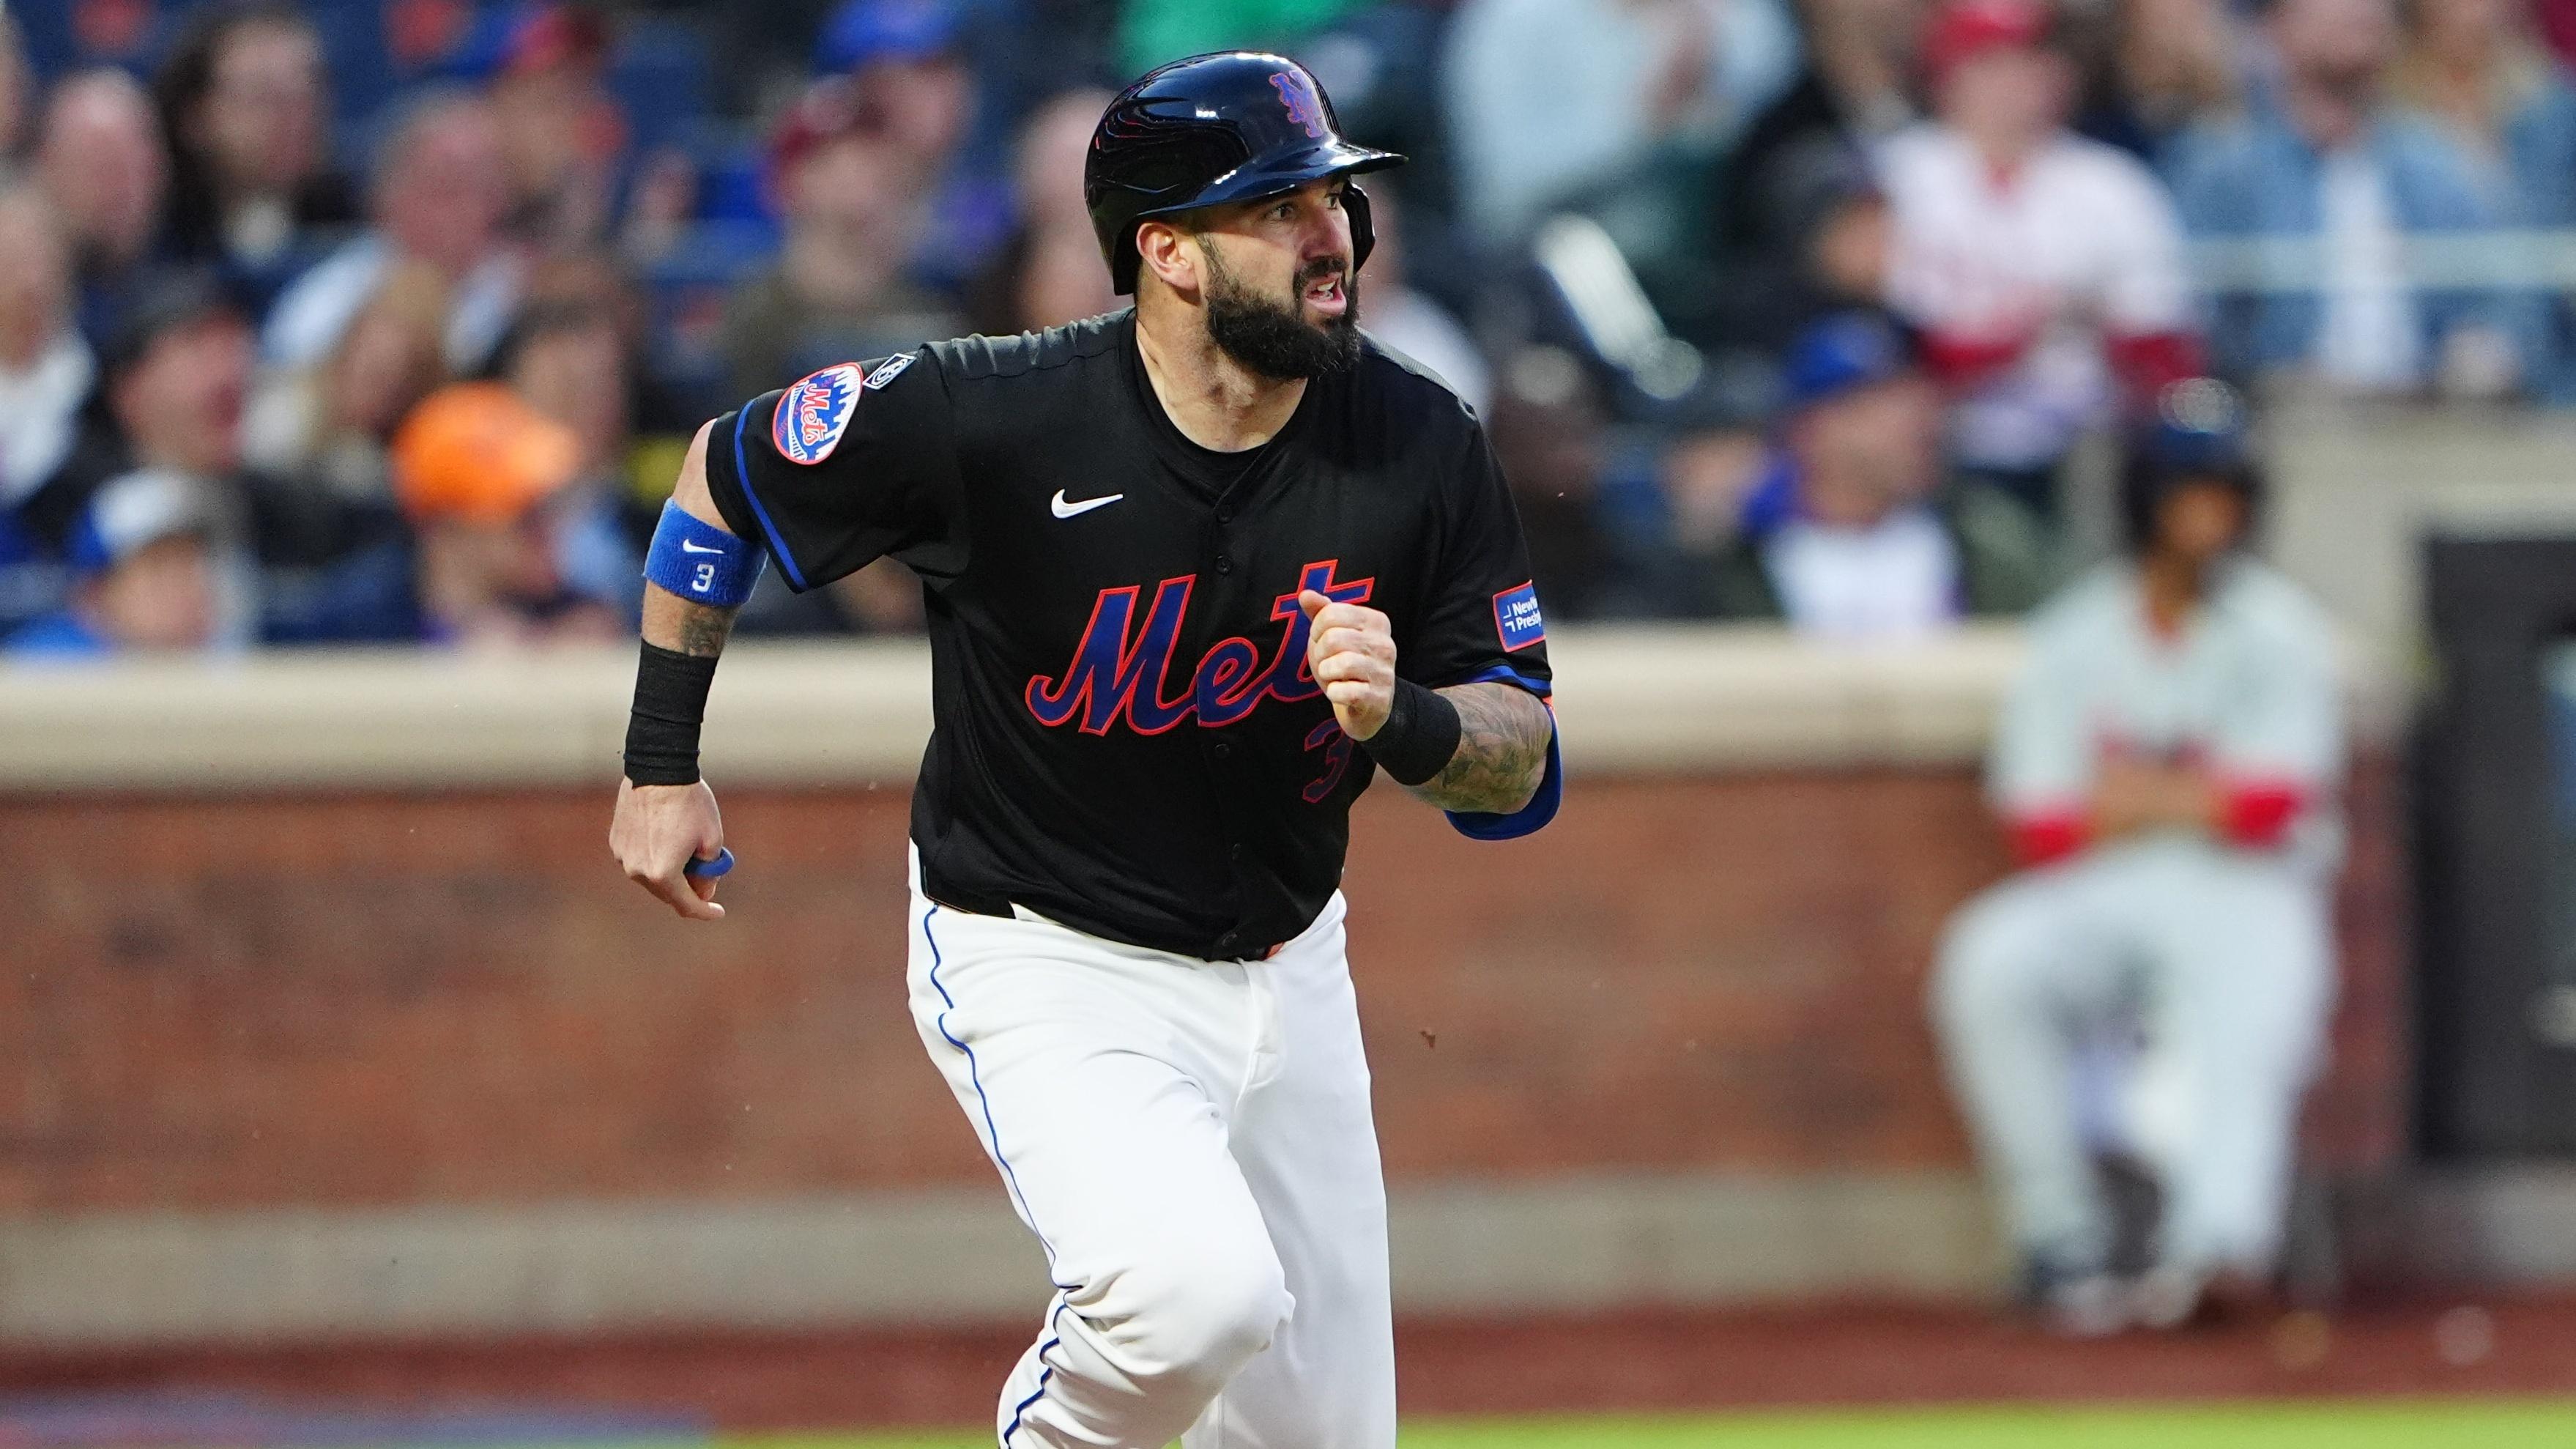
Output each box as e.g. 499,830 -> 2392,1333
1200,245 -> 1362,381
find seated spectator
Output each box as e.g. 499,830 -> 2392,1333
390,381 -> 626,647
6,470 -> 219,659
720,77 -> 960,399
34,69 -> 169,349
264,90 -> 524,377
0,185 -> 108,643
1880,0 -> 2202,516
1674,133 -> 1890,358
1931,378 -> 2342,1335
2070,0 -> 2245,160
1446,0 -> 1803,251
242,262 -> 450,503
494,296 -> 647,624
965,87 -> 1119,336
482,3 -> 638,256
1705,312 -> 2053,634
2390,0 -> 2576,400
92,273 -> 416,648
816,0 -> 1006,295
151,1 -> 360,316
1718,0 -> 1926,261
2166,0 -> 2523,396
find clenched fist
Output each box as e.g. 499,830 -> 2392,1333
609,777 -> 730,920
1299,588 -> 1397,741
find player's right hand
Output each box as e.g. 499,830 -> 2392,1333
610,777 -> 728,921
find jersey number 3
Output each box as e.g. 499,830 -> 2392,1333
1302,719 -> 1353,803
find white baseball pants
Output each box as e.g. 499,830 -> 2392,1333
1930,839 -> 2334,1277
905,876 -> 1396,1449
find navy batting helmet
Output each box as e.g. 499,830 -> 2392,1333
1084,51 -> 1406,296
2120,377 -> 2263,552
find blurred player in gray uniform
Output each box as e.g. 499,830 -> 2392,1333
1931,379 -> 2343,1333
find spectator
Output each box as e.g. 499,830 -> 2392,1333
2166,0 -> 2523,396
1719,0 -> 1926,259
2389,0 -> 2576,400
5,470 -> 219,659
264,90 -> 524,377
1879,0 -> 2202,516
720,76 -> 960,399
34,69 -> 169,349
966,86 -> 1120,336
482,3 -> 636,255
1348,182 -> 1493,415
0,185 -> 102,641
1705,311 -> 2052,633
152,1 -> 360,314
95,272 -> 415,648
390,380 -> 625,647
242,262 -> 450,503
494,297 -> 648,624
1446,0 -> 1803,250
1669,133 -> 1890,360
1931,378 -> 2342,1335
2070,0 -> 2246,160
816,0 -> 1008,294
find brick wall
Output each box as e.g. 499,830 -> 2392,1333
0,758 -> 2405,1215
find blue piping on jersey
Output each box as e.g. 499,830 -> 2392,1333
1458,662 -> 1552,699
1442,664 -> 1562,840
729,403 -> 808,591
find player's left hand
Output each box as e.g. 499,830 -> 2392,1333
1299,589 -> 1396,741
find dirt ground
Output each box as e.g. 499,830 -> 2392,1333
4,1295 -> 2572,1431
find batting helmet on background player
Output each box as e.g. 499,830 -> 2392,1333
2120,377 -> 2265,552
1084,51 -> 1405,296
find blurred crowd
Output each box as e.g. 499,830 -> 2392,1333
3,0 -> 2575,658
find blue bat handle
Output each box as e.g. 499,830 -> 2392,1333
683,847 -> 735,879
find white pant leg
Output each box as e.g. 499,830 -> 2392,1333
2136,852 -> 2335,1275
1930,859 -> 2137,1268
1185,894 -> 1396,1449
907,895 -> 1292,1449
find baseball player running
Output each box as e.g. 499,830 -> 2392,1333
1930,379 -> 2342,1334
607,53 -> 1559,1448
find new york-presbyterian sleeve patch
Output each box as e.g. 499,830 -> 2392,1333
1493,581 -> 1545,651
773,363 -> 866,465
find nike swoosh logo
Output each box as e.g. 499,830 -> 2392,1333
679,540 -> 724,554
1050,489 -> 1124,519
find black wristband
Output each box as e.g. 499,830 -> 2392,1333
1360,679 -> 1462,786
624,642 -> 719,786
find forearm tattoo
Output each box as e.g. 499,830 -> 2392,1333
1408,682 -> 1552,814
643,589 -> 742,659
675,603 -> 738,658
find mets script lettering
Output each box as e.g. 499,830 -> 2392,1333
1025,560 -> 1374,735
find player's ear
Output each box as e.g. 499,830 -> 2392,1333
1135,219 -> 1200,297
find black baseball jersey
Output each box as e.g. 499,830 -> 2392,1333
703,309 -> 1555,960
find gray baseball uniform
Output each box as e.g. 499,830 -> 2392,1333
1931,557 -> 2344,1278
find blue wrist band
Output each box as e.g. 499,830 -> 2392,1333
645,500 -> 765,608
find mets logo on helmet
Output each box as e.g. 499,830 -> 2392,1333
1270,70 -> 1328,140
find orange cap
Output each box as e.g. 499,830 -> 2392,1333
392,382 -> 583,525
